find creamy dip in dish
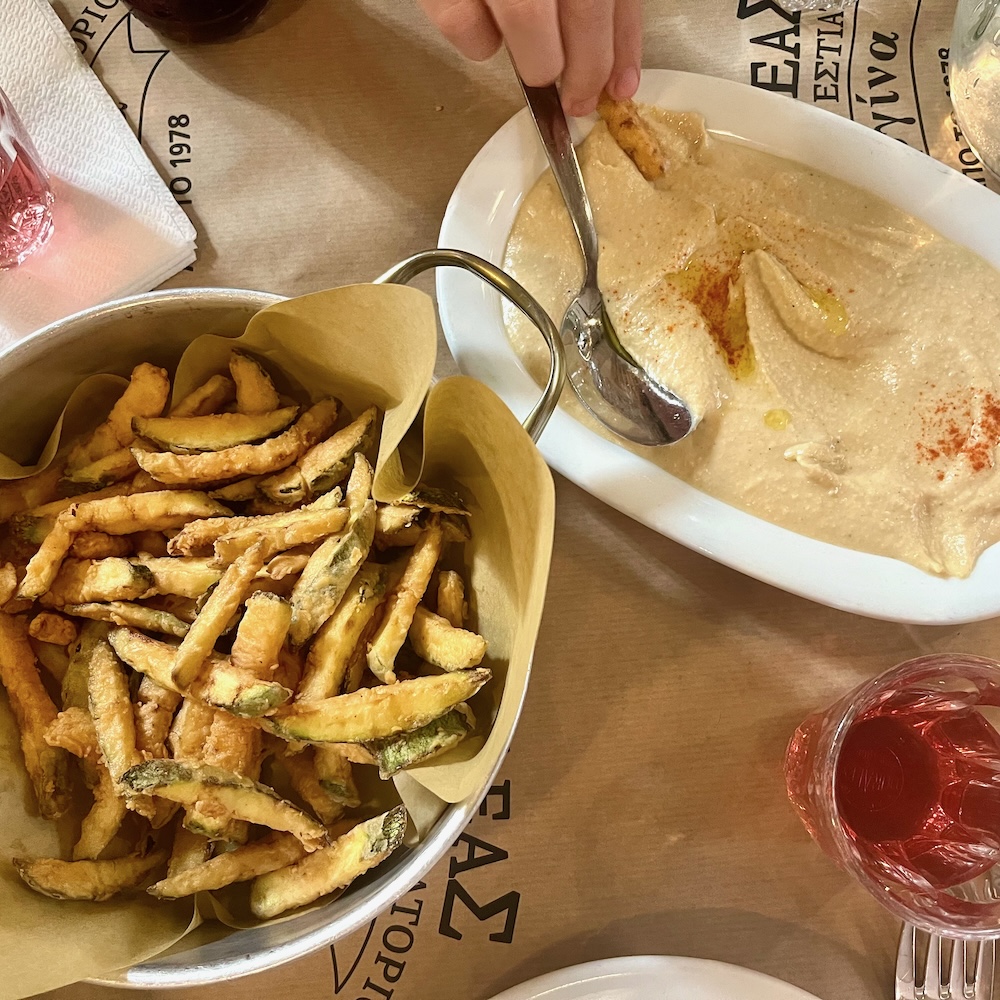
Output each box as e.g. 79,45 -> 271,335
503,107 -> 1000,578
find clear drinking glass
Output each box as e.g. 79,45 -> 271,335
785,654 -> 1000,936
951,0 -> 1000,181
0,87 -> 54,271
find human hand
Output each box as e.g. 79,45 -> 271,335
418,0 -> 642,117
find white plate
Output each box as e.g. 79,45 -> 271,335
487,955 -> 823,1000
437,69 -> 1000,625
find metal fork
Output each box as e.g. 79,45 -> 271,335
896,924 -> 996,1000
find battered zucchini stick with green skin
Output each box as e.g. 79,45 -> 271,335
259,405 -> 379,504
367,519 -> 443,683
435,570 -> 466,628
171,542 -> 267,689
250,807 -> 408,920
151,831 -> 308,899
133,407 -> 300,454
64,602 -> 189,638
288,502 -> 376,646
132,398 -> 339,486
230,592 -> 292,679
42,558 -> 154,606
108,627 -> 292,718
13,851 -> 169,901
313,745 -> 361,808
281,747 -> 345,825
364,705 -> 476,778
297,562 -> 389,701
132,556 -> 223,598
0,612 -> 71,820
121,760 -> 329,851
265,668 -> 491,744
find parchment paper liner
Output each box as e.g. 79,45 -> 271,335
0,284 -> 555,998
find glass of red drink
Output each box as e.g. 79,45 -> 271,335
0,87 -> 54,270
125,0 -> 271,43
786,654 -> 1000,936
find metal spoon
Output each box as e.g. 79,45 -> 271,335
516,79 -> 695,446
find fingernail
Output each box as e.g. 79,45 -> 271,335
564,98 -> 596,118
610,66 -> 640,99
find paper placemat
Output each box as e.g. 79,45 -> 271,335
30,1 -> 999,998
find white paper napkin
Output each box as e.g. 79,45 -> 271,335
0,0 -> 197,350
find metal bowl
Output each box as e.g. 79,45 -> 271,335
0,275 -> 562,988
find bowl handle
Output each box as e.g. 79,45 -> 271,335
373,248 -> 565,443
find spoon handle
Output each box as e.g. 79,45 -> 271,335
516,79 -> 600,290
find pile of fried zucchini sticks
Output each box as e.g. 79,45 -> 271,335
0,350 -> 490,919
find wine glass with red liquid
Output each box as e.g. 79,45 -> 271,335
786,654 -> 1000,936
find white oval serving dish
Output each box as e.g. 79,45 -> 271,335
437,68 -> 1000,626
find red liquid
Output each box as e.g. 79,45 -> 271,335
126,0 -> 270,42
835,690 -> 1000,889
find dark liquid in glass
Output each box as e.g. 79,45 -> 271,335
126,0 -> 270,42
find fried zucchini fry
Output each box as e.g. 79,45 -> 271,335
69,531 -> 133,560
230,350 -> 281,415
122,760 -> 329,850
166,824 -> 212,877
297,563 -> 389,701
131,530 -> 170,556
151,830 -> 306,899
250,807 -> 407,919
132,399 -> 339,486
171,542 -> 267,688
134,675 -> 182,759
266,668 -> 491,743
87,637 -> 155,820
282,747 -> 344,825
364,705 -> 475,778
408,606 -> 487,671
62,621 -> 107,711
230,592 -> 292,678
43,558 -> 154,606
109,627 -> 292,717
260,406 -> 378,504
367,520 -> 443,683
436,570 -> 466,628
14,851 -> 168,901
65,601 -> 189,638
289,502 -> 375,647
597,92 -> 666,181
168,698 -> 216,760
214,507 -> 349,565
43,706 -> 98,759
313,746 -> 361,808
133,556 -> 223,598
61,447 -> 139,494
169,374 -> 236,418
74,764 -> 127,860
0,613 -> 70,819
134,407 -> 300,454
28,611 -> 78,646
64,363 -> 171,472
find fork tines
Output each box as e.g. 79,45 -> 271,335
896,923 -> 996,1000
